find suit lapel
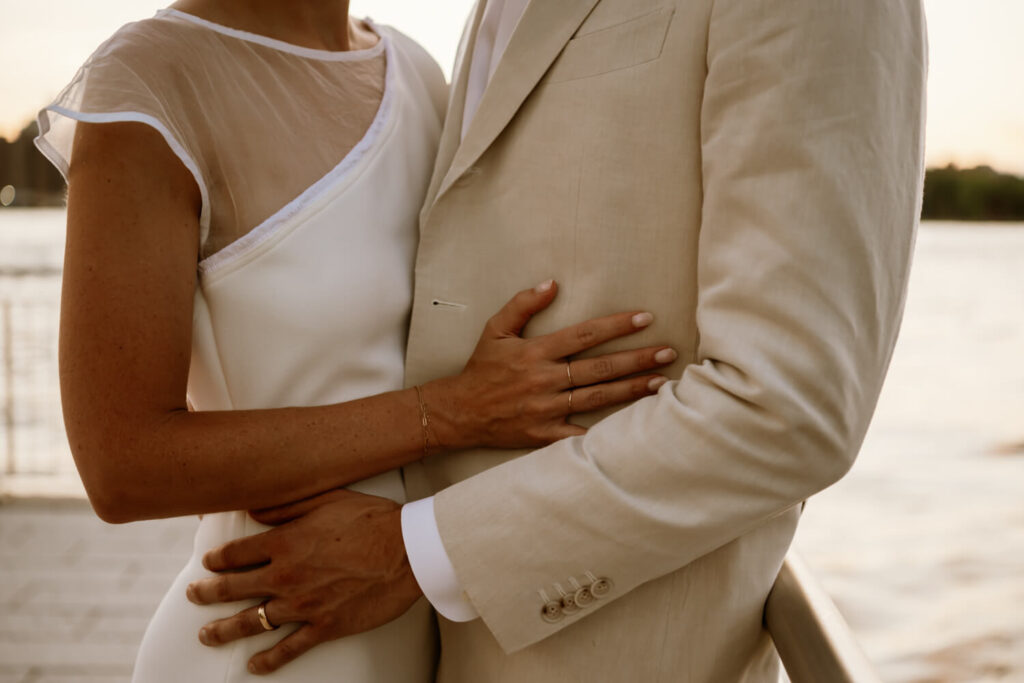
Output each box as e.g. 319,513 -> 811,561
429,0 -> 602,208
421,1 -> 488,217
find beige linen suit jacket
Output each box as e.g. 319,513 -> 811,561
403,0 -> 927,680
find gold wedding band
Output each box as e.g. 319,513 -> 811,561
567,389 -> 574,413
566,361 -> 575,387
257,601 -> 278,631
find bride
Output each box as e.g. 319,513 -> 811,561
35,0 -> 676,680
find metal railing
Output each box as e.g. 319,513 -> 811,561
0,296 -> 71,482
2,298 -> 13,474
767,552 -> 881,683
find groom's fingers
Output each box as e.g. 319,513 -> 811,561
187,566 -> 275,605
248,624 -> 325,675
198,599 -> 302,647
198,604 -> 273,646
250,488 -> 357,526
203,534 -> 272,572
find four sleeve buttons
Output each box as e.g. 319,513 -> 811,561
539,575 -> 614,623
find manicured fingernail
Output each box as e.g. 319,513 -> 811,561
535,279 -> 554,293
186,585 -> 198,604
248,662 -> 258,674
654,348 -> 677,363
648,376 -> 669,391
632,312 -> 654,328
199,627 -> 210,645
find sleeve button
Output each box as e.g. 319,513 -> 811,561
591,577 -> 613,598
541,601 -> 564,623
574,586 -> 594,607
560,594 -> 580,614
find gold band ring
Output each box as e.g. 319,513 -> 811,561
567,389 -> 574,413
566,361 -> 575,388
257,601 -> 278,631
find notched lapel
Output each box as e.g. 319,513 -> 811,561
420,0 -> 488,223
432,0 -> 603,204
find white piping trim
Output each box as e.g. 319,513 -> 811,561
35,106 -> 212,243
156,8 -> 387,62
198,29 -> 397,279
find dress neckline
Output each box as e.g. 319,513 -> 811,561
196,22 -> 400,278
155,8 -> 386,62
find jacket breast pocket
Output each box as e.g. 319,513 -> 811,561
546,7 -> 674,84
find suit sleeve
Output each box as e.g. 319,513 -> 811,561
431,0 -> 928,652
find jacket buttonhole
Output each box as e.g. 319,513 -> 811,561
431,299 -> 467,310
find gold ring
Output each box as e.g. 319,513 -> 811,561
567,389 -> 574,413
566,361 -> 575,387
257,601 -> 278,631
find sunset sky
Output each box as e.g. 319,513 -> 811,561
1,0 -> 1022,173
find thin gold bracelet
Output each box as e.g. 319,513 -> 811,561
414,385 -> 432,458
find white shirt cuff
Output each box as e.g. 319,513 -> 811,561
401,496 -> 479,622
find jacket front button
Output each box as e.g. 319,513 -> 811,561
541,601 -> 564,623
591,577 -> 613,598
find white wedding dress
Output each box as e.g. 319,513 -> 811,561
37,9 -> 446,681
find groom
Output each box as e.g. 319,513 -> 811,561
189,0 -> 927,679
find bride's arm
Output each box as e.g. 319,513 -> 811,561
62,121 -> 672,523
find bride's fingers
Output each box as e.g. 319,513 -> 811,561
187,566 -> 274,605
248,624 -> 325,675
484,280 -> 558,337
567,347 -> 677,387
542,422 -> 588,442
559,374 -> 668,416
538,311 -> 654,359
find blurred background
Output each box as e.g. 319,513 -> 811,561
1,1 -> 1022,681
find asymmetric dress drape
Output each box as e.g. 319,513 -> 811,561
37,9 -> 447,681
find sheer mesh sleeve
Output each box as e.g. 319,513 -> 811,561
34,11 -> 396,258
35,21 -> 212,241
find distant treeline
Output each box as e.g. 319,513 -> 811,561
2,119 -> 1024,220
922,164 -> 1024,221
0,120 -> 65,207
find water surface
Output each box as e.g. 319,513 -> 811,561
2,210 -> 1023,681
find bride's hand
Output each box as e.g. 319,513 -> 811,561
424,280 -> 676,450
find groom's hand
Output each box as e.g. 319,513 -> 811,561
186,489 -> 422,675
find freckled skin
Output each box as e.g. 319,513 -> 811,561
63,121 -> 669,524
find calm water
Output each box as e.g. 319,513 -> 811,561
794,222 -> 1024,682
2,209 -> 1023,682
